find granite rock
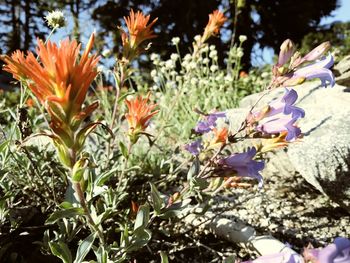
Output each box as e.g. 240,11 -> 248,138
334,55 -> 350,87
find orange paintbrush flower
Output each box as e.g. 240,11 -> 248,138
211,127 -> 228,145
125,93 -> 159,143
2,33 -> 99,111
203,10 -> 227,42
2,34 -> 100,166
123,9 -> 158,49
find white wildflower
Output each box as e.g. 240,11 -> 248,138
189,61 -> 197,70
170,53 -> 179,61
45,10 -> 66,29
194,35 -> 201,42
171,37 -> 180,46
237,48 -> 244,58
239,35 -> 247,42
261,72 -> 269,78
209,50 -> 218,59
224,74 -> 233,82
183,54 -> 192,62
190,78 -> 198,85
150,69 -> 157,78
150,53 -> 160,62
153,76 -> 160,83
210,65 -> 218,72
165,60 -> 174,70
175,76 -> 182,82
202,58 -> 210,64
102,49 -> 111,57
201,45 -> 209,53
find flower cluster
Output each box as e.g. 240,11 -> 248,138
125,93 -> 159,144
2,34 -> 99,166
271,39 -> 335,88
185,111 -> 265,188
185,111 -> 228,153
202,10 -> 227,42
120,9 -> 158,62
181,38 -> 337,192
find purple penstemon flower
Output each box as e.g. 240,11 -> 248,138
256,115 -> 301,142
266,88 -> 305,119
217,147 -> 265,187
194,111 -> 226,134
284,54 -> 335,88
184,139 -> 203,155
251,88 -> 304,141
241,251 -> 303,263
242,237 -> 350,263
303,237 -> 350,263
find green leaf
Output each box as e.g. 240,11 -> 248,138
120,225 -> 129,247
192,178 -> 209,190
94,167 -> 119,186
119,141 -> 128,159
64,182 -> 78,205
46,207 -> 84,224
223,255 -> 236,263
134,204 -> 150,231
74,232 -> 96,263
126,228 -> 152,252
49,241 -> 73,263
187,157 -> 200,181
94,246 -> 107,263
0,140 -> 9,153
160,251 -> 169,263
59,201 -> 73,209
149,183 -> 163,215
118,91 -> 134,104
159,198 -> 192,219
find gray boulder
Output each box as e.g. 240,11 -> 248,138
334,55 -> 350,87
237,81 -> 350,211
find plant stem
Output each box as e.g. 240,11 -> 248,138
106,63 -> 127,160
72,181 -> 105,244
117,141 -> 132,191
69,150 -> 105,244
110,63 -> 127,131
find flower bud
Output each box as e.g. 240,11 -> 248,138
71,155 -> 89,182
278,39 -> 295,66
302,41 -> 331,62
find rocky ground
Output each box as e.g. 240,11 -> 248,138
210,165 -> 350,259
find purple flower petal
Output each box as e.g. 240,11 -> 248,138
184,139 -> 203,155
241,251 -> 304,263
293,54 -> 335,88
257,116 -> 301,141
267,89 -> 305,119
318,237 -> 350,263
218,147 -> 265,187
194,111 -> 226,134
301,41 -> 331,62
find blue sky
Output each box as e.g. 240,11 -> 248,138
321,0 -> 350,25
